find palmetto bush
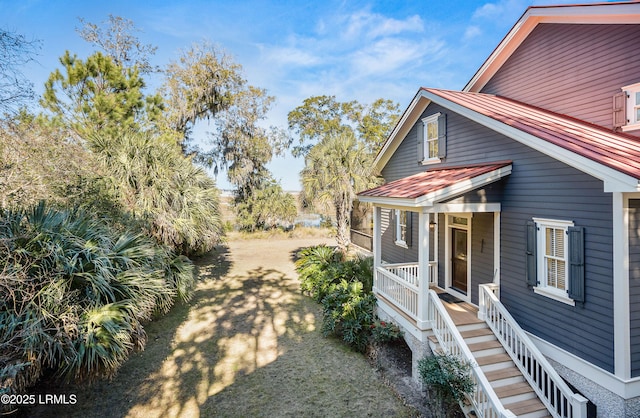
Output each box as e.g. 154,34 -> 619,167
0,202 -> 194,400
90,131 -> 223,256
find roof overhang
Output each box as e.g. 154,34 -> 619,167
375,88 -> 640,193
421,89 -> 640,192
464,1 -> 640,92
358,162 -> 512,208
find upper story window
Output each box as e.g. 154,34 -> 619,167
526,218 -> 585,306
614,83 -> 640,131
418,113 -> 447,164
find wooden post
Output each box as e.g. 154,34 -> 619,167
417,211 -> 431,330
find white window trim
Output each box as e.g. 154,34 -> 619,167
394,209 -> 408,248
532,217 -> 575,306
622,82 -> 640,132
421,113 -> 441,165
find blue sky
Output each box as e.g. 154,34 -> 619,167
0,0 -> 588,190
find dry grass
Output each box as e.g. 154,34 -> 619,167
22,235 -> 418,418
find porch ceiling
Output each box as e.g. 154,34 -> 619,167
358,161 -> 512,207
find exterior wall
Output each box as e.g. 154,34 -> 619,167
629,199 -> 640,377
381,101 -> 615,373
481,23 -> 640,131
470,212 -> 494,306
380,208 -> 419,264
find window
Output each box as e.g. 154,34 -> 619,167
424,113 -> 439,161
394,210 -> 411,247
418,113 -> 446,164
526,218 -> 585,306
616,83 -> 640,131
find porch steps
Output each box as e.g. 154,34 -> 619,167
459,322 -> 551,418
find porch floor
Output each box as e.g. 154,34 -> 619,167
433,287 -> 482,327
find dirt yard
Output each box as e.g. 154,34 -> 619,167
22,234 -> 426,417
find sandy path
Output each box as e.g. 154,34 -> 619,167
26,236 -> 416,418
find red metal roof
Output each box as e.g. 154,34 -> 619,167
359,161 -> 512,200
423,88 -> 640,180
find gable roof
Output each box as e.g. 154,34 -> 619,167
464,1 -> 640,92
374,88 -> 640,192
358,161 -> 512,207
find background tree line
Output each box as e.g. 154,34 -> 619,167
0,14 -> 400,405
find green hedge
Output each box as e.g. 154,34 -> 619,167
295,245 -> 398,352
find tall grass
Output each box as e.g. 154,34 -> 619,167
0,202 -> 195,402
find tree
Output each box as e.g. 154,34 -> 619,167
300,131 -> 380,253
0,29 -> 40,114
77,15 -> 159,74
90,131 -> 223,256
288,95 -> 400,156
40,51 -> 162,139
160,41 -> 245,150
235,178 -> 297,231
289,95 -> 400,251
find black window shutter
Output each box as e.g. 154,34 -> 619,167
405,212 -> 412,247
417,121 -> 424,162
437,113 -> 447,159
526,221 -> 537,286
568,226 -> 585,303
613,91 -> 627,130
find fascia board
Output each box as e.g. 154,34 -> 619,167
374,93 -> 431,171
422,91 -> 640,192
464,3 -> 640,93
357,195 -> 423,209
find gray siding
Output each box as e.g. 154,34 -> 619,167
471,213 -> 494,306
481,23 -> 640,131
381,102 -> 615,372
380,208 -> 419,264
630,200 -> 640,377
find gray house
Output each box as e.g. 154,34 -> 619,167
357,2 -> 640,417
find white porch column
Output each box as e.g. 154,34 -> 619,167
613,192 -> 631,379
373,206 -> 382,269
416,211 -> 431,330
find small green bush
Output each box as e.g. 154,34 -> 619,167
295,245 -> 377,352
321,280 -> 376,352
418,353 -> 476,417
370,319 -> 403,343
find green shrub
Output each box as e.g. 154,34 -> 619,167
296,245 -> 377,352
321,280 -> 376,352
296,245 -> 343,302
418,353 -> 476,417
370,319 -> 403,343
0,202 -> 196,401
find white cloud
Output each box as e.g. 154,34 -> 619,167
472,0 -> 529,21
463,25 -> 483,41
342,10 -> 424,41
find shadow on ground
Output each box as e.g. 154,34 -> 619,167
20,237 -> 418,418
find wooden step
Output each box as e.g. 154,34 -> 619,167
484,366 -> 523,386
477,353 -> 513,372
467,339 -> 502,356
503,397 -> 549,417
495,381 -> 536,404
460,327 -> 494,344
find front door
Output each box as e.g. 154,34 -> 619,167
451,228 -> 468,294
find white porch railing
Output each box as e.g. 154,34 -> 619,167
428,290 -> 515,418
478,284 -> 588,418
375,264 -> 419,319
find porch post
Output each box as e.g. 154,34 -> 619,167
416,210 -> 431,330
373,206 -> 382,269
